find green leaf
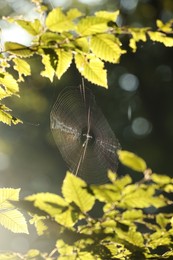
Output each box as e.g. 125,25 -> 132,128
74,37 -> 89,53
13,58 -> 31,81
67,8 -> 83,20
46,7 -> 75,32
92,184 -> 121,203
148,31 -> 173,47
0,87 -> 11,100
0,188 -> 28,234
90,34 -> 126,63
77,16 -> 109,36
151,173 -> 171,185
122,209 -> 143,221
118,150 -> 147,172
116,227 -> 144,248
0,72 -> 19,94
40,54 -> 55,82
55,49 -> 73,79
156,19 -> 173,33
16,19 -> 42,35
75,53 -> 107,87
0,105 -> 22,125
4,42 -> 35,57
30,215 -> 48,236
62,172 -> 95,212
95,10 -> 119,22
129,28 -> 147,52
55,207 -> 79,227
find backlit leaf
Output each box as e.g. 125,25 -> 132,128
95,10 -> 119,22
13,58 -> 31,81
75,53 -> 107,87
5,42 -> 34,57
148,31 -> 173,47
90,34 -> 126,63
156,19 -> 173,33
77,16 -> 108,36
62,172 -> 95,212
40,54 -> 55,82
0,72 -> 19,94
129,28 -> 147,52
30,215 -> 47,236
151,173 -> 172,185
116,227 -> 144,247
55,49 -> 73,79
67,8 -> 83,20
16,19 -> 42,35
118,150 -> 147,172
55,207 -> 79,227
0,188 -> 28,233
46,7 -> 75,32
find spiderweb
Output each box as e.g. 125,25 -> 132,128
50,85 -> 121,184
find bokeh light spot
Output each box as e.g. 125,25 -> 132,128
119,73 -> 139,91
132,117 -> 152,136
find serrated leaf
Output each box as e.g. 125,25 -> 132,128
67,8 -> 83,20
5,42 -> 34,57
13,58 -> 31,81
122,209 -> 143,220
90,34 -> 126,63
0,72 -> 19,94
55,49 -> 73,79
62,172 -> 95,212
55,207 -> 79,228
30,215 -> 47,236
40,54 -> 55,82
46,7 -> 75,32
16,19 -> 42,35
92,184 -> 121,203
118,150 -> 147,172
116,227 -> 144,247
74,38 -> 89,53
0,188 -> 28,234
129,28 -> 147,52
0,87 -> 11,100
77,16 -> 108,36
95,10 -> 119,22
148,31 -> 173,47
0,105 -> 22,125
75,53 -> 107,87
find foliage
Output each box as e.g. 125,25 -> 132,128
0,0 -> 173,125
0,151 -> 173,259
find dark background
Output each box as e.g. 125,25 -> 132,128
0,0 -> 172,253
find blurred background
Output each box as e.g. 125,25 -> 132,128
0,0 -> 173,254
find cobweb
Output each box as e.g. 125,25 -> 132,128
50,85 -> 121,184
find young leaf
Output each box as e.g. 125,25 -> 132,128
62,172 -> 95,213
115,227 -> 144,248
16,19 -> 42,35
30,215 -> 48,236
148,31 -> 173,47
40,54 -> 55,82
55,49 -> 73,79
5,42 -> 35,57
118,150 -> 147,172
156,19 -> 173,33
67,8 -> 83,20
13,58 -> 31,81
95,10 -> 119,22
0,87 -> 11,100
0,105 -> 22,125
151,173 -> 171,185
75,53 -> 107,87
77,16 -> 109,36
0,72 -> 19,94
129,28 -> 147,52
0,188 -> 28,234
46,7 -> 75,32
90,34 -> 126,63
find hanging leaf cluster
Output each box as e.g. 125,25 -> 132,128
1,151 -> 173,259
0,1 -> 173,124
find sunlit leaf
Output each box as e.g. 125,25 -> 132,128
30,215 -> 48,236
118,150 -> 147,172
122,209 -> 143,221
75,53 -> 107,87
40,54 -> 55,82
5,42 -> 35,57
0,105 -> 22,125
90,34 -> 126,63
67,8 -> 83,20
13,58 -> 31,81
0,87 -> 11,100
46,7 -> 75,32
151,173 -> 172,185
55,207 -> 79,228
148,31 -> 173,47
62,172 -> 95,212
0,72 -> 19,94
16,19 -> 42,35
0,188 -> 28,234
116,227 -> 144,247
77,16 -> 109,36
55,49 -> 73,79
156,19 -> 173,33
95,10 -> 119,22
129,28 -> 148,52
92,184 -> 121,203
74,37 -> 89,53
